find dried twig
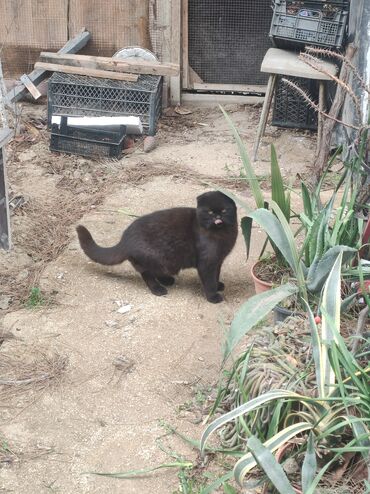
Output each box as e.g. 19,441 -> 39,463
283,44 -> 359,183
299,52 -> 362,123
305,46 -> 370,96
282,77 -> 359,131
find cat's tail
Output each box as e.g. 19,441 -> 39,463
76,225 -> 127,266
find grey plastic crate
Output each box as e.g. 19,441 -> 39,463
270,0 -> 349,49
48,73 -> 162,136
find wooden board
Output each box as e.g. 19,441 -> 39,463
5,30 -> 91,105
182,0 -> 189,89
0,0 -> 68,48
34,62 -> 138,82
39,52 -> 179,76
193,83 -> 267,93
68,0 -> 151,56
170,0 -> 181,105
20,74 -> 42,99
0,129 -> 13,250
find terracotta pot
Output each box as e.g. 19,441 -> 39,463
251,261 -> 273,294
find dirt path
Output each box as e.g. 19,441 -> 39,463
0,103 -> 315,493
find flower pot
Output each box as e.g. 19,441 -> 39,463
273,305 -> 305,324
251,261 -> 273,294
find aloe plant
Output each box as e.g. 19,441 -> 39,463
221,108 -> 364,293
221,106 -> 291,261
201,253 -> 370,492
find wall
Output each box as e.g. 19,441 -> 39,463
0,0 -> 151,77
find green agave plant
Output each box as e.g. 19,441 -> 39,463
202,253 -> 370,493
223,201 -> 357,360
220,106 -> 291,261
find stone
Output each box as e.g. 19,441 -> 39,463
143,136 -> 157,153
18,149 -> 37,162
0,295 -> 11,310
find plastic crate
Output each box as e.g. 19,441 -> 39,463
48,73 -> 162,136
50,117 -> 126,158
272,76 -> 318,130
270,0 -> 349,49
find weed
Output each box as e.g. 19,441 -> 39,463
26,287 -> 44,308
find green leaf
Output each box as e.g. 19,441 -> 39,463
301,182 -> 313,221
241,216 -> 253,259
306,245 -> 357,293
271,144 -> 289,221
302,432 -> 317,493
249,207 -> 297,274
220,105 -> 264,208
223,483 -> 238,494
224,283 -> 298,359
304,301 -> 325,397
199,472 -> 233,494
246,436 -> 296,494
201,390 -> 313,456
234,422 -> 313,485
321,252 -> 343,395
89,461 -> 193,478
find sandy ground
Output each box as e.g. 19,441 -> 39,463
0,101 -> 316,493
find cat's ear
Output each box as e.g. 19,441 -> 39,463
196,192 -> 207,205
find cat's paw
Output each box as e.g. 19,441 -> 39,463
158,276 -> 175,286
217,281 -> 225,291
207,293 -> 224,304
151,285 -> 168,296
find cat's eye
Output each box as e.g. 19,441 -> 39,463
208,210 -> 214,214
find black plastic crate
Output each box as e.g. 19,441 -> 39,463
270,0 -> 349,49
50,117 -> 126,158
48,73 -> 162,136
272,76 -> 319,130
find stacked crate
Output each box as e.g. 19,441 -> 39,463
269,0 -> 349,130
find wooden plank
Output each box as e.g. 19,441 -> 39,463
20,74 -> 42,99
34,62 -> 139,82
68,1 -> 151,58
5,30 -> 91,105
0,129 -> 13,148
188,67 -> 203,85
193,83 -> 267,93
182,93 -> 264,106
182,0 -> 189,89
170,0 -> 182,105
39,52 -> 180,76
0,128 -> 13,251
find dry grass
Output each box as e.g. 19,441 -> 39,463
0,436 -> 57,467
0,341 -> 67,403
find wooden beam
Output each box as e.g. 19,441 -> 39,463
5,30 -> 91,105
170,0 -> 182,105
0,128 -> 13,251
34,62 -> 138,82
182,0 -> 189,89
39,52 -> 180,77
193,83 -> 267,93
182,93 -> 264,106
20,74 -> 42,99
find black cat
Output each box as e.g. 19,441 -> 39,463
76,191 -> 237,303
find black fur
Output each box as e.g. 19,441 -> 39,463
76,191 -> 237,303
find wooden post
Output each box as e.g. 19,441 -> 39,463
182,0 -> 189,90
0,128 -> 13,250
0,59 -> 8,127
170,0 -> 181,105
